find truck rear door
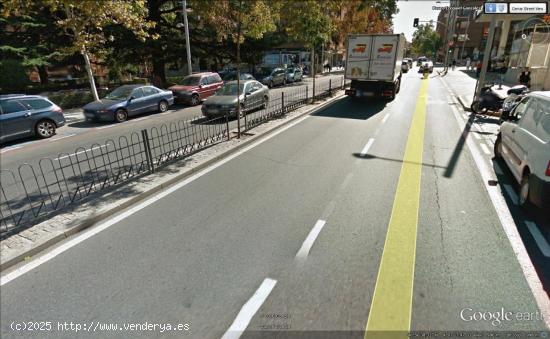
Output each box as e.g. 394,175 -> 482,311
345,35 -> 373,80
370,35 -> 400,81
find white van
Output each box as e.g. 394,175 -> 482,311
494,91 -> 550,208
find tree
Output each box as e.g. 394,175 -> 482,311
412,24 -> 442,60
2,0 -> 154,101
0,7 -> 68,85
284,0 -> 333,102
195,0 -> 278,137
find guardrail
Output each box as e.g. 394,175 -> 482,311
0,76 -> 346,238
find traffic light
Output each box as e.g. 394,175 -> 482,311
413,18 -> 419,27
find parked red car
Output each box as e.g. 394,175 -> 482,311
168,72 -> 223,106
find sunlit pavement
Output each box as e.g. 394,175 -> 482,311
1,69 -> 548,338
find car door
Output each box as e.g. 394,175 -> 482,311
198,76 -> 210,100
141,86 -> 160,112
251,82 -> 264,108
503,97 -> 533,181
0,99 -> 33,141
127,88 -> 146,116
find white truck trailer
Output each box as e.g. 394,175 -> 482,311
344,33 -> 406,100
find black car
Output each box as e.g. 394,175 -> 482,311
0,94 -> 66,143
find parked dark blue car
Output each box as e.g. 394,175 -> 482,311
83,85 -> 174,123
0,94 -> 66,144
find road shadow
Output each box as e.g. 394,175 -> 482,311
443,112 -> 476,178
352,153 -> 447,169
311,97 -> 386,120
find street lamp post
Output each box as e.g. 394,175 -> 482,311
182,0 -> 192,75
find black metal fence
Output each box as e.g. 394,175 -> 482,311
0,76 -> 345,238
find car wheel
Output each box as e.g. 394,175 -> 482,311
114,109 -> 128,123
494,135 -> 503,159
470,100 -> 484,114
262,96 -> 269,109
158,100 -> 169,112
35,120 -> 56,139
283,78 -> 287,86
269,81 -> 273,89
519,172 -> 531,207
191,94 -> 200,106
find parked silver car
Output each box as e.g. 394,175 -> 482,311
285,67 -> 303,82
257,67 -> 286,88
201,80 -> 269,118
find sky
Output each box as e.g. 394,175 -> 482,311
393,0 -> 443,41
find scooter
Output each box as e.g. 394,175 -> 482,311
470,83 -> 528,114
499,85 -> 529,123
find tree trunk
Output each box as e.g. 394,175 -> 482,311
82,49 -> 99,101
37,66 -> 49,85
152,58 -> 166,87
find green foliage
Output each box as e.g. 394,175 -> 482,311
283,0 -> 333,48
412,24 -> 443,58
0,59 -> 30,91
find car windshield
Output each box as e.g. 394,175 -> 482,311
180,76 -> 201,86
216,83 -> 245,96
104,87 -> 134,100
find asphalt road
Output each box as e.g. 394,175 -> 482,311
1,70 -> 548,338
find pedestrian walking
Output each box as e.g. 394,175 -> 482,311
518,67 -> 531,88
476,61 -> 482,78
466,57 -> 471,71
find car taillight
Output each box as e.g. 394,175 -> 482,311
52,105 -> 63,114
546,160 -> 550,177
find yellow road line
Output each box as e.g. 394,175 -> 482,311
365,79 -> 429,338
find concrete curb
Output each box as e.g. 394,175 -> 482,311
1,92 -> 346,273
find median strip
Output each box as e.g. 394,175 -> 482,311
365,78 -> 428,337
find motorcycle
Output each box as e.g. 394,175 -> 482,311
470,84 -> 528,114
499,85 -> 529,123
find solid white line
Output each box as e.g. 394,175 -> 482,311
51,133 -> 77,142
54,145 -> 108,161
479,142 -> 491,155
360,138 -> 375,156
526,221 -> 550,258
446,91 -> 550,328
0,146 -> 22,154
502,184 -> 518,205
221,278 -> 277,339
132,117 -> 150,122
0,113 -> 314,286
96,125 -> 116,130
295,220 -> 327,260
381,114 -> 390,124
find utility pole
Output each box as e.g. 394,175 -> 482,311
474,14 -> 497,100
182,0 -> 192,75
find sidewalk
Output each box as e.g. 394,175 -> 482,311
439,66 -> 504,147
440,66 -> 516,113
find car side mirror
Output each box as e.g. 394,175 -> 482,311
128,96 -> 135,101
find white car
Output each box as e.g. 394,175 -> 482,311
494,91 -> 550,208
419,60 -> 434,73
401,61 -> 410,73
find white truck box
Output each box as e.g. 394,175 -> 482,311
345,33 -> 406,99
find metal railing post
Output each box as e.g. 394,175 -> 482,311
141,129 -> 154,173
329,79 -> 332,96
225,113 -> 231,140
281,92 -> 285,114
306,85 -> 308,104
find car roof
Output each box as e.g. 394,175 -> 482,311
0,94 -> 45,100
224,80 -> 257,85
529,91 -> 550,100
190,72 -> 218,77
